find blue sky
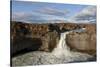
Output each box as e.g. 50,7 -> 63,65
12,1 -> 96,23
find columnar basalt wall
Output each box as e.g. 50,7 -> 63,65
11,21 -> 96,56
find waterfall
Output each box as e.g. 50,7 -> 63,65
52,28 -> 92,59
57,32 -> 69,49
52,31 -> 71,57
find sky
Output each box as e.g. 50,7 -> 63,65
11,1 -> 96,23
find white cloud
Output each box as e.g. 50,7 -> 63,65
12,11 -> 67,20
12,7 -> 69,23
35,7 -> 69,17
12,12 -> 33,21
70,6 -> 96,23
12,6 -> 97,24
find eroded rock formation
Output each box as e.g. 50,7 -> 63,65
11,21 -> 96,56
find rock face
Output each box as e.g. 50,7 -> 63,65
66,32 -> 96,55
11,21 -> 96,56
11,21 -> 59,55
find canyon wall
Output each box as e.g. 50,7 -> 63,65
11,21 -> 96,56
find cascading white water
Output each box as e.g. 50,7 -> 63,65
54,28 -> 86,51
52,28 -> 92,59
52,32 -> 71,57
